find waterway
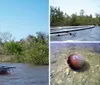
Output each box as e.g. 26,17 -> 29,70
50,26 -> 100,41
0,63 -> 48,85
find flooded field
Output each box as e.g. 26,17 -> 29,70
50,26 -> 100,41
0,63 -> 48,85
50,43 -> 100,85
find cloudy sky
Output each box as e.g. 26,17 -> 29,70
50,0 -> 100,17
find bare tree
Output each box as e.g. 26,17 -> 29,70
0,32 -> 12,42
80,9 -> 84,16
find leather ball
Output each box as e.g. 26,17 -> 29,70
67,54 -> 85,70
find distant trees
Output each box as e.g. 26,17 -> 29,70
0,31 -> 49,65
50,6 -> 64,26
80,9 -> 84,16
36,32 -> 48,44
71,13 -> 78,25
0,32 -> 12,42
50,6 -> 100,26
95,13 -> 100,25
2,41 -> 22,55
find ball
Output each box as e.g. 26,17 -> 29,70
67,54 -> 85,70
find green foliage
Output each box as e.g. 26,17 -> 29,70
1,32 -> 49,65
50,6 -> 100,26
23,43 -> 48,65
50,6 -> 64,26
2,41 -> 22,55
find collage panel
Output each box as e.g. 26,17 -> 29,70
50,0 -> 100,85
50,42 -> 100,85
50,0 -> 100,41
0,0 -> 49,85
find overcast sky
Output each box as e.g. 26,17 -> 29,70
50,0 -> 100,17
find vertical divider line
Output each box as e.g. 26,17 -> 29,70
49,0 -> 50,85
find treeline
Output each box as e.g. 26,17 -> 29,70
0,32 -> 48,65
50,6 -> 100,27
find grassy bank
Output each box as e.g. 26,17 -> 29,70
0,54 -> 48,65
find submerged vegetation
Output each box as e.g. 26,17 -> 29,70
0,32 -> 49,65
50,6 -> 100,27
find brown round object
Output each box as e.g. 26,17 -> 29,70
68,54 -> 85,69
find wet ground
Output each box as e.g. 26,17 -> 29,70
50,43 -> 100,85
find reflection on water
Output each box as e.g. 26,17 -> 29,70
50,26 -> 100,41
0,63 -> 48,85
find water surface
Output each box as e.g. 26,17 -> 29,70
50,26 -> 100,41
0,63 -> 48,85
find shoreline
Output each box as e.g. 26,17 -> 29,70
50,25 -> 95,29
0,55 -> 49,65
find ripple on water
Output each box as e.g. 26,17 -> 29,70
0,63 -> 48,85
50,26 -> 100,41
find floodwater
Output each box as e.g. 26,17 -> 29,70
50,43 -> 100,85
50,26 -> 100,41
0,63 -> 48,85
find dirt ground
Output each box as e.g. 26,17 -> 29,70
50,43 -> 100,85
